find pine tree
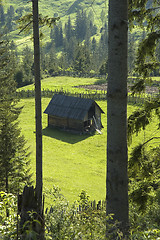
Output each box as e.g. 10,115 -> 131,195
47,46 -> 58,75
6,6 -> 15,32
52,22 -> 63,48
64,36 -> 77,63
0,4 -> 5,26
99,23 -> 108,61
107,0 -> 129,235
129,0 -> 160,91
99,59 -> 108,75
21,46 -> 34,85
65,16 -> 73,42
0,37 -> 32,195
59,24 -> 63,47
73,43 -> 91,73
91,37 -> 97,53
75,9 -> 87,40
128,31 -> 136,75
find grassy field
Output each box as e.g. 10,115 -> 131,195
18,76 -> 106,93
19,98 -> 107,204
17,76 -> 160,205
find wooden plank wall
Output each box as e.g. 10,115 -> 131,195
48,115 -> 84,131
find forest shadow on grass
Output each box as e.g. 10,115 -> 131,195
42,127 -> 92,144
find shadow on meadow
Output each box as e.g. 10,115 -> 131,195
42,127 -> 92,144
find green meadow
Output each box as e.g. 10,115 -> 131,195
19,76 -> 104,92
18,77 -> 160,205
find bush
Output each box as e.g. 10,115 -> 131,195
0,192 -> 18,239
45,186 -> 121,239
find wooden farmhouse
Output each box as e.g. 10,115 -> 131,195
44,94 -> 104,133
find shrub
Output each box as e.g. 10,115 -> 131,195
0,192 -> 18,239
45,186 -> 121,239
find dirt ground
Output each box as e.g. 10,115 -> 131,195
75,83 -> 159,94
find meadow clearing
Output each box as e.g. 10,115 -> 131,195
18,76 -> 160,205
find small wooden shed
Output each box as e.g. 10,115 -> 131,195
44,94 -> 104,132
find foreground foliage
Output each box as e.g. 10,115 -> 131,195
45,187 -> 107,239
0,187 -> 160,239
0,192 -> 18,239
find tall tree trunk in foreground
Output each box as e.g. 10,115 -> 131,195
32,0 -> 43,221
107,0 -> 129,234
18,1 -> 44,238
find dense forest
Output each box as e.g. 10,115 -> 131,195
1,0 -> 159,88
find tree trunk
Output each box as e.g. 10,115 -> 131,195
5,169 -> 9,217
19,186 -> 44,239
107,0 -> 129,234
32,0 -> 44,238
32,0 -> 43,215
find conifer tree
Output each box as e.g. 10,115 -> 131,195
127,0 -> 160,223
91,37 -> 97,53
75,9 -> 87,40
65,16 -> 73,42
21,46 -> 34,85
6,6 -> 15,31
0,37 -> 32,195
0,4 -> 5,26
52,22 -> 63,48
64,36 -> 77,63
99,23 -> 108,61
73,43 -> 91,73
107,0 -> 129,235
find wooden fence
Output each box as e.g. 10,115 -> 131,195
46,199 -> 106,215
16,89 -> 107,100
16,89 -> 160,105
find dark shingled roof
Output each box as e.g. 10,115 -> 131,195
44,94 -> 104,120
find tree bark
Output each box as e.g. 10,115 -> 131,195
107,0 -> 129,233
32,1 -> 44,238
32,0 -> 43,221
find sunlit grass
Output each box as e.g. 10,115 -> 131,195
18,98 -> 107,203
18,95 -> 160,205
18,76 -> 106,94
17,75 -> 160,205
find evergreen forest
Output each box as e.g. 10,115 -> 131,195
1,0 -> 157,87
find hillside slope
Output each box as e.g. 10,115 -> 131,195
3,0 -> 108,51
4,0 -> 108,24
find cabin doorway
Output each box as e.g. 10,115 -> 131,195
84,120 -> 91,128
88,104 -> 95,119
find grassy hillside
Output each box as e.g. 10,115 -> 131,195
17,76 -> 160,205
4,0 -> 108,52
4,0 -> 108,20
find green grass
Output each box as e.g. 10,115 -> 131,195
18,98 -> 107,204
17,76 -> 160,205
151,76 -> 160,81
19,76 -> 105,93
18,98 -> 160,205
